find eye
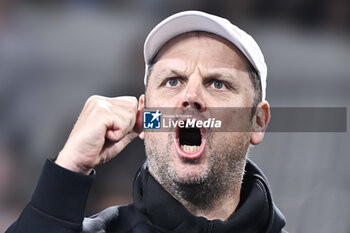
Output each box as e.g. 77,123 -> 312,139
210,80 -> 226,89
165,78 -> 180,87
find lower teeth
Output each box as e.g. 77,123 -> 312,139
181,145 -> 200,153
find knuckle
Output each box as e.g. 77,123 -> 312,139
86,95 -> 103,108
127,96 -> 137,102
91,107 -> 105,116
117,96 -> 138,105
126,96 -> 137,102
87,95 -> 101,103
128,98 -> 138,110
88,96 -> 112,112
131,96 -> 138,103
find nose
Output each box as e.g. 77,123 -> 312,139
181,78 -> 206,112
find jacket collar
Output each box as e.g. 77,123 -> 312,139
133,159 -> 286,233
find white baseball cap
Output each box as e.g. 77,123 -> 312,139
144,10 -> 267,100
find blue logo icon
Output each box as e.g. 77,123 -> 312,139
143,110 -> 161,129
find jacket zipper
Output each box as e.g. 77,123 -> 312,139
207,221 -> 213,233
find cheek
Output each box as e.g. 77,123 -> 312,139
144,132 -> 172,149
209,132 -> 251,152
145,89 -> 165,107
243,85 -> 255,106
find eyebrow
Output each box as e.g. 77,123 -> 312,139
152,67 -> 187,83
152,64 -> 246,83
202,68 -> 243,82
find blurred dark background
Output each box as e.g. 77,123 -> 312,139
1,0 -> 349,232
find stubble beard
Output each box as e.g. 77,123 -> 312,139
145,131 -> 250,211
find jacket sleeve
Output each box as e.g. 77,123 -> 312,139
6,159 -> 94,233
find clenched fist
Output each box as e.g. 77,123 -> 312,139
55,95 -> 144,175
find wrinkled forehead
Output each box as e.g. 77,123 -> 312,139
151,31 -> 251,68
144,32 -> 256,101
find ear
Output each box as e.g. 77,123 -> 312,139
138,94 -> 145,140
250,101 -> 270,145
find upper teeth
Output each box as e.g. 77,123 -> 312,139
181,145 -> 200,153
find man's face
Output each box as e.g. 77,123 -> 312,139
144,33 -> 255,191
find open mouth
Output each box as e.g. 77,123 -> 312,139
175,121 -> 206,160
179,127 -> 202,153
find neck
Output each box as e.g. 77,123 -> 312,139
177,182 -> 241,220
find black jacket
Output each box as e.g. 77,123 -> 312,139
6,159 -> 286,233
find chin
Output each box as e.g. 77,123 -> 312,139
172,161 -> 209,184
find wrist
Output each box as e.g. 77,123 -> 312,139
55,152 -> 93,175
